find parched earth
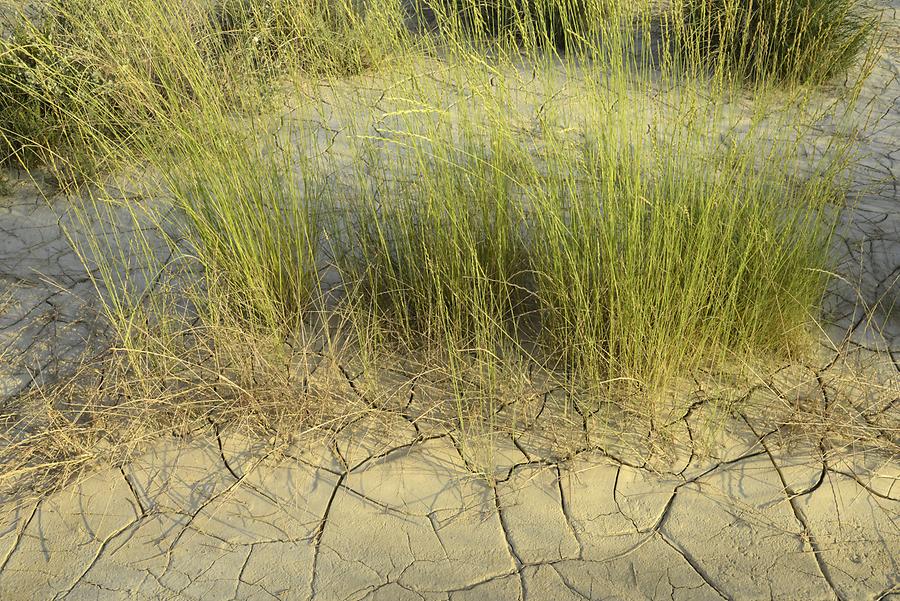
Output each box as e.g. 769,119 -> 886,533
1,3 -> 899,601
0,415 -> 898,601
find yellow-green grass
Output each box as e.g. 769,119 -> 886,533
430,0 -> 607,48
0,0 -> 401,175
0,0 -> 880,437
672,0 -> 879,85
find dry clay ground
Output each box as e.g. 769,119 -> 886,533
1,7 -> 900,601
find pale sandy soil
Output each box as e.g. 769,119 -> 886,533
0,2 -> 898,600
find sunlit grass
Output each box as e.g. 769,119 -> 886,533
673,0 -> 878,84
0,0 -> 881,457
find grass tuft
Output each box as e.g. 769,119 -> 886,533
0,0 -> 399,175
207,0 -> 399,77
432,0 -> 612,48
162,116 -> 323,334
675,0 -> 877,84
0,0 -> 886,482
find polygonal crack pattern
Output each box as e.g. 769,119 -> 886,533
0,430 -> 897,600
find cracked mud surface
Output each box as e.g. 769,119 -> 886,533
1,3 -> 899,600
0,425 -> 897,600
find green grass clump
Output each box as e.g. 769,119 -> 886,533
337,137 -> 533,351
207,0 -> 399,77
676,0 -> 877,84
533,136 -> 837,392
162,120 -> 322,333
20,0 -> 870,441
0,0 -> 400,175
434,0 -> 607,48
330,83 -> 841,397
0,23 -> 128,170
0,1 -> 201,173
